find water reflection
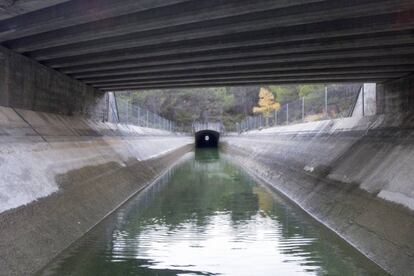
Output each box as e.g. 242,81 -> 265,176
38,149 -> 387,276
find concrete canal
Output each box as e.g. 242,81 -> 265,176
38,149 -> 387,276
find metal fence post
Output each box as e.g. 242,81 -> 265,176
361,84 -> 365,116
274,110 -> 277,126
302,97 -> 305,122
324,85 -> 328,118
146,110 -> 149,127
126,99 -> 129,124
137,106 -> 140,126
286,103 -> 289,124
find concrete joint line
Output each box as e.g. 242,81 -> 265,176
12,108 -> 48,143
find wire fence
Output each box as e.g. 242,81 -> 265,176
237,84 -> 361,132
115,96 -> 176,132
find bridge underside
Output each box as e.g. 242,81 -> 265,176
0,0 -> 413,92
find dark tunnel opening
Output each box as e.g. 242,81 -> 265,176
195,130 -> 220,148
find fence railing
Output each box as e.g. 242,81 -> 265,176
237,85 -> 361,132
115,96 -> 176,132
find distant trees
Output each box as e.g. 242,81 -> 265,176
253,87 -> 280,126
117,86 -> 260,131
116,83 -> 361,131
268,84 -> 325,104
298,84 -> 325,98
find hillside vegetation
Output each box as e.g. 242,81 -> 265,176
117,83 -> 361,130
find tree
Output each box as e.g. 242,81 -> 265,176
268,85 -> 299,104
298,84 -> 325,98
253,87 -> 281,126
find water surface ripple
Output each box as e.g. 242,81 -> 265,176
39,150 -> 387,276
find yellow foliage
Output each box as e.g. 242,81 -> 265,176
252,87 -> 280,118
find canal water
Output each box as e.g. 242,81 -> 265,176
38,149 -> 387,276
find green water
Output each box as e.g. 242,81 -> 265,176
38,149 -> 387,276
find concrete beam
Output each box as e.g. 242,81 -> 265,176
0,0 -> 188,41
61,44 -> 414,75
71,49 -> 414,79
81,56 -> 414,84
1,0 -> 413,87
98,74 -> 404,90
26,11 -> 414,61
0,0 -> 69,20
92,67 -> 414,88
44,31 -> 414,69
5,0 -> 325,52
100,77 -> 393,91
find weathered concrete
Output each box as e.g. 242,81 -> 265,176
0,0 -> 413,90
352,83 -> 377,117
221,113 -> 414,276
0,45 -> 105,119
0,0 -> 70,20
0,106 -> 193,275
377,74 -> 414,114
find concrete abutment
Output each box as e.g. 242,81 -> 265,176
0,45 -> 107,120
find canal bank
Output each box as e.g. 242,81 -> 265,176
221,113 -> 414,276
0,107 -> 193,276
1,106 -> 413,275
38,149 -> 387,276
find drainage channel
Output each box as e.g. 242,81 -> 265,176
37,149 -> 387,276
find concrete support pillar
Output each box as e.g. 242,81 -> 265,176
376,74 -> 414,114
352,83 -> 377,117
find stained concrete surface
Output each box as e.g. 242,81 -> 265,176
0,106 -> 193,275
0,45 -> 106,119
0,106 -> 192,213
221,113 -> 414,276
0,147 -> 191,276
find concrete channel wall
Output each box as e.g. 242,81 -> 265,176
222,113 -> 414,276
0,106 -> 193,275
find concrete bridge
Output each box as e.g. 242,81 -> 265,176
0,0 -> 414,95
0,1 -> 414,275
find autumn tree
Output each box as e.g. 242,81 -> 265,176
253,87 -> 280,126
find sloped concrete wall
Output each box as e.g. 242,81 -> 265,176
0,106 -> 193,275
222,113 -> 414,276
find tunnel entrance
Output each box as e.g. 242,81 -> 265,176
195,130 -> 219,148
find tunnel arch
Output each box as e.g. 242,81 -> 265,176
195,130 -> 220,148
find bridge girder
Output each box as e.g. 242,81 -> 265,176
0,0 -> 413,90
